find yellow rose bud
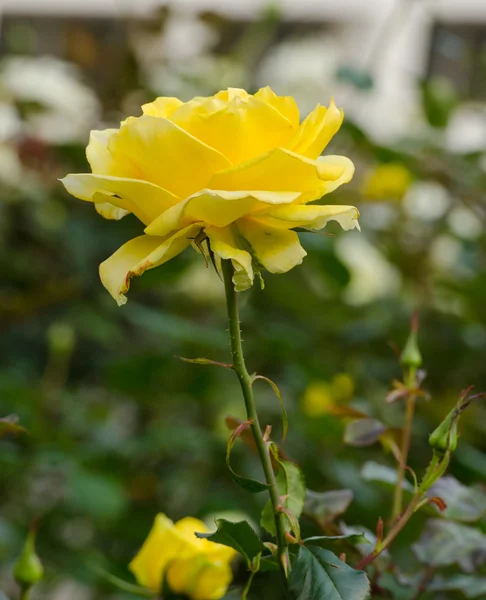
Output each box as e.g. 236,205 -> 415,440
129,514 -> 236,598
61,87 -> 358,305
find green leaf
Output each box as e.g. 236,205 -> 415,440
289,546 -> 371,600
261,452 -> 305,536
176,356 -> 232,369
344,419 -> 386,447
252,375 -> 288,440
361,461 -> 414,493
430,476 -> 486,522
303,489 -> 353,526
429,575 -> 486,598
412,519 -> 486,571
226,421 -> 271,494
303,534 -> 370,549
195,519 -> 265,567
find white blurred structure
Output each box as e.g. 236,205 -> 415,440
0,0 -> 485,145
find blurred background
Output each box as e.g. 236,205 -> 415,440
0,0 -> 485,598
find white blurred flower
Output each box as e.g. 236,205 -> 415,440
1,56 -> 100,143
148,54 -> 247,100
0,144 -> 23,187
335,234 -> 402,305
359,202 -> 398,231
446,105 -> 486,154
133,9 -> 216,67
162,10 -> 217,62
0,102 -> 21,141
255,34 -> 340,114
447,206 -> 482,240
402,181 -> 452,221
429,234 -> 468,277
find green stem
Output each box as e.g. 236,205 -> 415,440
242,569 -> 257,600
20,587 -> 31,600
221,260 -> 290,577
356,493 -> 423,570
392,392 -> 416,520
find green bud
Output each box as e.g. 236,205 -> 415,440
400,329 -> 422,369
47,322 -> 75,357
14,525 -> 44,589
429,407 -> 458,454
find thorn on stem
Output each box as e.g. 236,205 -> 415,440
376,517 -> 384,545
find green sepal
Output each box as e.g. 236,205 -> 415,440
429,407 -> 458,454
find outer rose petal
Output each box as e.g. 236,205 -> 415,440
191,561 -> 233,600
99,225 -> 202,306
86,129 -> 119,174
254,204 -> 360,231
167,557 -> 232,600
108,116 -> 231,198
60,174 -> 180,225
205,226 -> 254,292
237,219 -> 306,274
254,86 -> 300,128
286,99 -> 343,160
129,514 -> 187,593
316,155 -> 355,196
145,189 -> 301,237
169,94 -> 295,165
93,193 -> 129,220
86,129 -> 131,219
141,97 -> 183,118
214,88 -> 249,102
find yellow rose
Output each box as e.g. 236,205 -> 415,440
362,162 -> 413,201
129,514 -> 236,599
61,87 -> 358,305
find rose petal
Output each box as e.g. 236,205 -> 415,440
99,224 -> 202,305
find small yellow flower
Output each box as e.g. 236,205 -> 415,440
61,87 -> 358,305
301,374 -> 355,418
129,514 -> 236,599
362,162 -> 413,201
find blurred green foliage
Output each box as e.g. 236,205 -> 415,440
0,5 -> 486,600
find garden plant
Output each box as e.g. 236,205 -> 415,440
6,87 -> 480,599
